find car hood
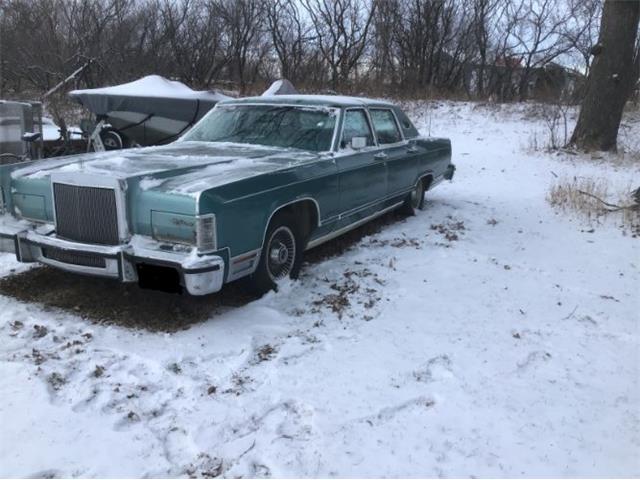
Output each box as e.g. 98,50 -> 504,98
10,141 -> 323,196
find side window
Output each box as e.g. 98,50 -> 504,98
370,109 -> 403,144
394,108 -> 419,138
340,109 -> 374,149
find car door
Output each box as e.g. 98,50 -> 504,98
334,108 -> 387,229
369,108 -> 418,202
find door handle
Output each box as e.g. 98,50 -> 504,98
407,146 -> 419,153
374,152 -> 388,160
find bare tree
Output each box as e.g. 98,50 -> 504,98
570,0 -> 640,151
370,0 -> 401,89
213,0 -> 264,94
301,0 -> 377,90
468,0 -> 502,97
504,0 -> 583,101
0,0 -> 606,100
265,0 -> 311,84
564,0 -> 602,77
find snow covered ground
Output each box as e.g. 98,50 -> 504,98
0,101 -> 638,478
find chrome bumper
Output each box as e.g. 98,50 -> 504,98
0,216 -> 225,296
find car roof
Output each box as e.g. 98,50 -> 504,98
219,94 -> 396,109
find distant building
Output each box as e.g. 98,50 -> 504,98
465,59 -> 585,102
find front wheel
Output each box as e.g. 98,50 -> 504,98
401,179 -> 425,215
248,213 -> 304,294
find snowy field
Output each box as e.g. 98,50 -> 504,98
1,101 -> 638,478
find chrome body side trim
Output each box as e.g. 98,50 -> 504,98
227,248 -> 261,282
335,187 -> 412,220
428,173 -> 445,189
223,174 -> 334,204
257,196 -> 322,250
306,201 -> 403,250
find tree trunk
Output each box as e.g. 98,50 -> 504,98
570,0 -> 640,151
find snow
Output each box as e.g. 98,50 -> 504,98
261,79 -> 298,96
10,141 -> 321,195
40,117 -> 62,141
1,101 -> 638,477
38,117 -> 83,142
233,93 -> 393,107
262,79 -> 285,96
69,75 -> 229,102
138,176 -> 167,191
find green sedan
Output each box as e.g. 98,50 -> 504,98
0,95 -> 455,295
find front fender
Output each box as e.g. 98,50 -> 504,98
198,158 -> 339,258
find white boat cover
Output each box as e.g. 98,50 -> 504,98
69,75 -> 230,123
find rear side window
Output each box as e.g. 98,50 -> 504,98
394,108 -> 419,138
370,109 -> 402,144
340,109 -> 374,149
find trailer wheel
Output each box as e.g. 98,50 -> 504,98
100,127 -> 124,150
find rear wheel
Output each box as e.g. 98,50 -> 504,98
249,213 -> 304,294
401,179 -> 425,215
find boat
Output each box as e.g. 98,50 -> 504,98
69,75 -> 231,147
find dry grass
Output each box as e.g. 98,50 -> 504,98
547,177 -> 640,237
618,105 -> 640,163
523,102 -> 577,152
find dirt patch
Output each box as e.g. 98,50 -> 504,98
430,217 -> 467,243
0,266 -> 259,332
47,372 -> 67,391
0,209 -> 409,332
311,267 -> 384,320
255,344 -> 278,363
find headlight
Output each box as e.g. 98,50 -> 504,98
12,192 -> 46,222
151,211 -> 217,252
151,211 -> 197,245
196,214 -> 217,252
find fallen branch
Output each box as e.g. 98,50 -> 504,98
562,305 -> 578,320
577,189 -> 639,213
577,190 -> 621,209
42,60 -> 92,99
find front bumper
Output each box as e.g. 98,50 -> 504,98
0,215 -> 225,295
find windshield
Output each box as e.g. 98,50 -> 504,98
182,104 -> 338,152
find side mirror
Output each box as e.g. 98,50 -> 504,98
351,136 -> 367,149
22,132 -> 41,143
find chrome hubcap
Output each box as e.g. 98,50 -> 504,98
266,226 -> 295,281
270,243 -> 289,264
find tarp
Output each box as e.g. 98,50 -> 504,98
69,75 -> 230,123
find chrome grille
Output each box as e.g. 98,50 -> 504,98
42,248 -> 107,268
53,183 -> 120,245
